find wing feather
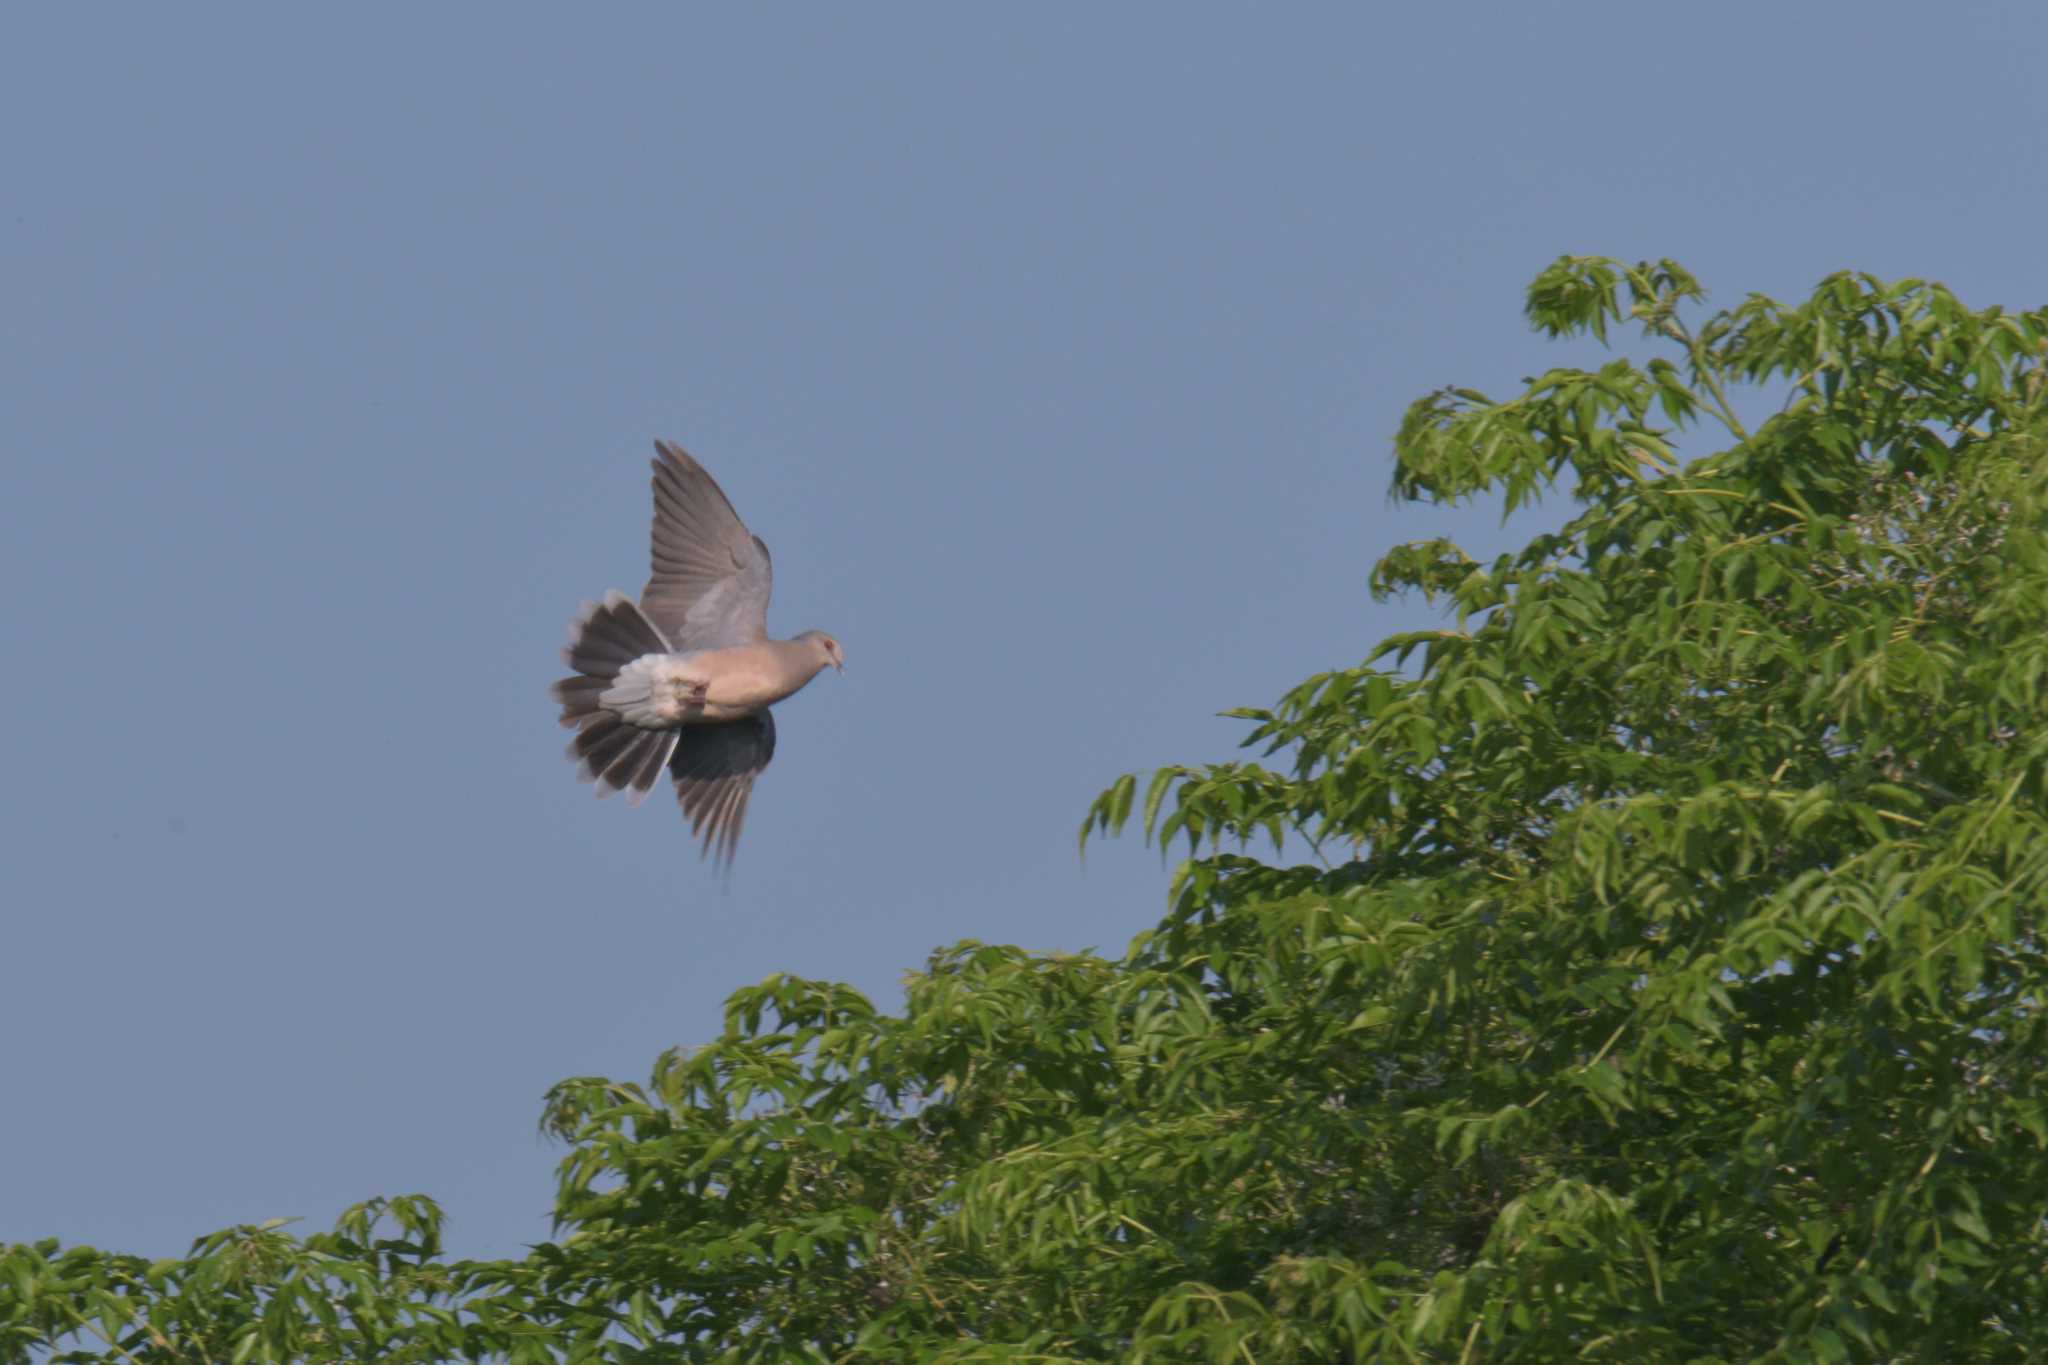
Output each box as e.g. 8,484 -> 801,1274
668,712 -> 777,866
641,441 -> 773,650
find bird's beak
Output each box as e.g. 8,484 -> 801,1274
834,659 -> 845,675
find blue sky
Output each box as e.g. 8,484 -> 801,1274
5,4 -> 2044,1260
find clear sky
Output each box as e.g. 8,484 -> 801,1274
5,4 -> 2044,1261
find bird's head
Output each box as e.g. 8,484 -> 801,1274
802,631 -> 845,675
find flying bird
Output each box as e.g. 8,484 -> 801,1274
551,441 -> 843,863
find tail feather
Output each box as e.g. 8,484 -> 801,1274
626,727 -> 677,796
552,591 -> 672,726
550,676 -> 610,726
572,713 -> 640,778
568,589 -> 669,668
552,591 -> 680,804
567,713 -> 678,803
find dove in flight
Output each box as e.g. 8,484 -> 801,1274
551,441 -> 843,863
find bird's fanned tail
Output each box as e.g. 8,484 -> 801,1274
551,592 -> 678,803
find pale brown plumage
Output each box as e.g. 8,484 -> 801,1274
550,442 -> 842,863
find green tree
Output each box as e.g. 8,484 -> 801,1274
8,257 -> 2048,1362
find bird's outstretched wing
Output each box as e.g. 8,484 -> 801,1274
669,711 -> 777,866
641,440 -> 773,651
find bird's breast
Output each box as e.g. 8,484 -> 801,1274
686,645 -> 804,711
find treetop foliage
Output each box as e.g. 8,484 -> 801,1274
9,257 -> 2048,1361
